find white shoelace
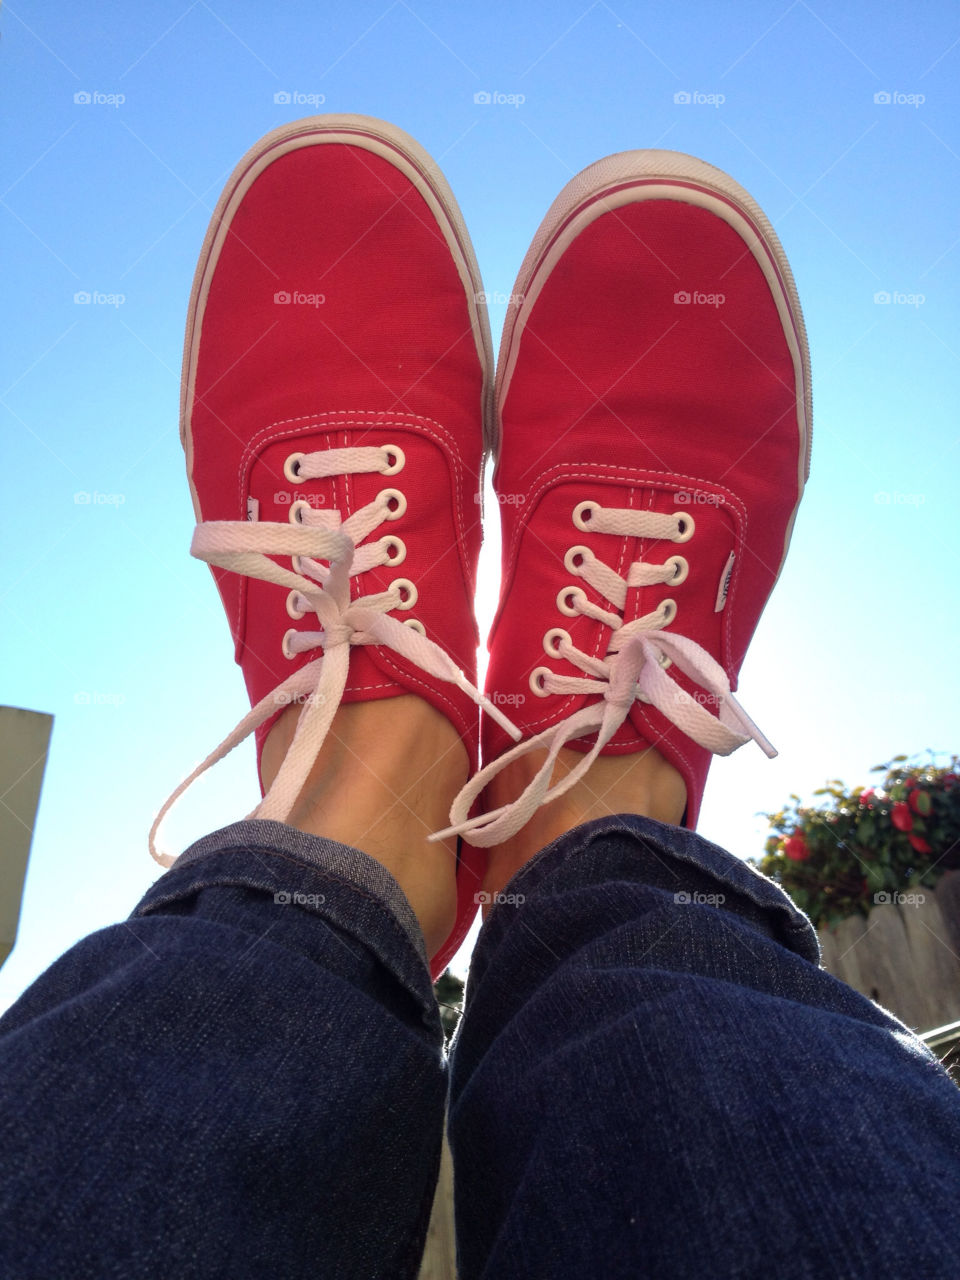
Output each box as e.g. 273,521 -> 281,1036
150,443 -> 521,867
434,500 -> 775,848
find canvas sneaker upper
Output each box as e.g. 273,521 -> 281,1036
439,150 -> 811,847
152,116 -> 519,974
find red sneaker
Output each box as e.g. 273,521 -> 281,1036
442,150 -> 811,846
151,116 -> 517,975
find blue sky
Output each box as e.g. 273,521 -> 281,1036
1,0 -> 957,1002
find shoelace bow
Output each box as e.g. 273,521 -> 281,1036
150,443 -> 520,867
434,501 -> 775,848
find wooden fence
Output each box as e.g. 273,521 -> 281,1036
418,1134 -> 456,1279
818,871 -> 960,1032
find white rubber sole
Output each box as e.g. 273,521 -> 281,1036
180,114 -> 495,520
494,148 -> 812,491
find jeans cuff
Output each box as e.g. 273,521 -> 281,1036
136,820 -> 431,1006
494,812 -> 820,965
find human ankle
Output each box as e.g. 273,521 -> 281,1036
481,745 -> 687,897
261,696 -> 466,958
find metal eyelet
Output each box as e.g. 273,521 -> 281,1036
672,513 -> 696,543
404,618 -> 426,635
663,555 -> 689,585
390,578 -> 418,610
284,453 -> 305,483
572,500 -> 598,531
381,536 -> 406,567
286,591 -> 306,620
563,545 -> 592,575
281,628 -> 299,660
380,489 -> 407,521
529,666 -> 552,697
380,445 -> 405,476
289,499 -> 311,525
659,598 -> 678,626
543,627 -> 570,658
556,585 -> 586,617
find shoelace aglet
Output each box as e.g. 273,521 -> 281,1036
753,724 -> 777,759
720,690 -> 776,759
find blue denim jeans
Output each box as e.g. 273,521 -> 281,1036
0,815 -> 958,1278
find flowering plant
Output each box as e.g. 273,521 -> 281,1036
753,755 -> 960,928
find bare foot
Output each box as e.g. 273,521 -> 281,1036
261,695 -> 467,959
481,745 -> 687,904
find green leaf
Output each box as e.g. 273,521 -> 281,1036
865,864 -> 886,893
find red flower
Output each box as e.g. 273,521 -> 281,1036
908,833 -> 932,854
892,802 -> 913,832
859,788 -> 875,806
783,834 -> 810,862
